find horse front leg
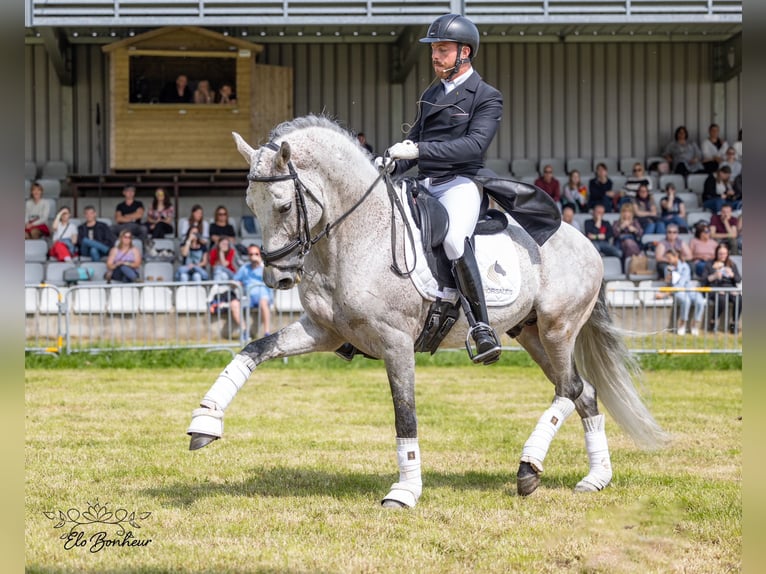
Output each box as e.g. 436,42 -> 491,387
380,349 -> 422,509
187,315 -> 341,450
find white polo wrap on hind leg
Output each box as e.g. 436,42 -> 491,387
575,414 -> 612,492
383,438 -> 422,508
520,396 -> 576,473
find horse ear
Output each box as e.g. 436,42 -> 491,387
276,141 -> 291,170
232,132 -> 255,163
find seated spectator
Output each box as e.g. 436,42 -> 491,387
534,164 -> 561,206
160,74 -> 192,103
736,212 -> 743,254
611,203 -> 643,262
733,128 -> 742,161
663,249 -> 705,336
587,163 -> 615,212
584,203 -> 621,258
25,181 -> 51,239
77,205 -> 115,262
632,184 -> 663,235
654,224 -> 692,280
688,221 -> 718,278
175,225 -> 209,282
48,206 -> 78,262
561,170 -> 588,213
710,203 -> 739,255
217,83 -> 237,105
209,205 -> 237,246
701,242 -> 742,333
105,229 -> 142,283
663,125 -> 704,176
702,165 -> 733,214
561,204 -> 582,233
210,236 -> 238,282
207,285 -> 245,341
194,79 -> 215,104
112,185 -> 148,242
719,146 -> 741,178
701,123 -> 728,173
178,204 -> 210,246
145,187 -> 174,239
233,245 -> 273,337
623,162 -> 654,195
659,183 -> 688,231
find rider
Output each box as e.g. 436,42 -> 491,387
384,13 -> 503,365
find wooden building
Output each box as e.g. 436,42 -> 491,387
102,26 -> 292,171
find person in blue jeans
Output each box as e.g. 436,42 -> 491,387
233,245 -> 273,336
77,205 -> 115,261
175,226 -> 209,282
664,249 -> 705,336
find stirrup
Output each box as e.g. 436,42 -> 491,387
465,323 -> 502,365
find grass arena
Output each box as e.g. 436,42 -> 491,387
25,352 -> 741,573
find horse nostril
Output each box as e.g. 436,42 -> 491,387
278,278 -> 294,290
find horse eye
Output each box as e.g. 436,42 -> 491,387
278,202 -> 292,214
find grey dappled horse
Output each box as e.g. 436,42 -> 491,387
187,115 -> 668,507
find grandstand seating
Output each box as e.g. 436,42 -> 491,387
539,157 -> 566,176
25,262 -> 44,284
659,173 -> 687,193
107,286 -> 141,314
44,261 -> 77,286
486,158 -> 511,177
565,157 -> 591,176
605,280 -> 640,308
41,160 -> 69,180
686,173 -> 709,196
602,256 -> 626,281
511,158 -> 537,178
593,157 -> 619,175
25,240 -> 49,263
140,285 -> 174,313
25,161 -> 38,181
72,287 -> 108,314
619,156 -> 644,176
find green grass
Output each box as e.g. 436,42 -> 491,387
25,364 -> 741,573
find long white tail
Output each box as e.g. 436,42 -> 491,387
574,283 -> 670,449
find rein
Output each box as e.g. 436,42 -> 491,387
247,141 -> 416,276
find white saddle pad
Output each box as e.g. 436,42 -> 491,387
400,184 -> 521,307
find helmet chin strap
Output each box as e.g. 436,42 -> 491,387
444,43 -> 468,81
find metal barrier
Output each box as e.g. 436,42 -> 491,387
24,281 -> 741,355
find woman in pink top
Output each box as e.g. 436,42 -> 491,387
688,221 -> 718,278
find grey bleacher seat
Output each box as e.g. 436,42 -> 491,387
645,155 -> 666,171
659,174 -> 687,193
573,213 -> 591,230
143,261 -> 175,282
511,158 -> 537,178
145,238 -> 177,262
25,161 -> 38,180
593,157 -> 619,175
686,173 -> 708,196
175,285 -> 208,313
25,179 -> 32,195
140,285 -> 174,313
273,287 -> 303,313
619,157 -> 644,176
686,212 -> 710,229
36,178 -> 62,199
485,158 -> 511,177
41,160 -> 69,180
72,287 -> 108,314
640,233 -> 665,250
605,280 -> 640,308
25,262 -> 45,284
539,158 -> 566,176
81,261 -> 108,283
25,287 -> 38,314
107,286 -> 141,314
566,158 -> 591,176
611,175 -> 627,191
97,217 -> 113,227
25,239 -> 49,262
521,175 -> 538,186
730,255 -> 742,278
677,192 -> 701,212
44,261 -> 77,286
602,256 -> 627,281
602,212 -> 620,224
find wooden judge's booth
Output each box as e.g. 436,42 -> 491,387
102,26 -> 293,171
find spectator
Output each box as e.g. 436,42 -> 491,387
654,224 -> 692,280
736,212 -> 743,255
233,244 -> 273,337
663,249 -> 706,336
209,205 -> 236,246
623,162 -> 654,195
632,184 -> 663,235
105,229 -> 142,283
175,225 -> 209,282
611,203 -> 643,262
77,205 -> 115,262
357,132 -> 374,156
709,203 -> 739,255
702,165 -> 733,214
561,170 -> 588,213
48,206 -> 78,262
561,204 -> 582,233
701,242 -> 742,333
178,204 -> 210,246
719,146 -> 741,178
701,123 -> 728,173
112,185 -> 148,242
25,181 -> 51,239
663,125 -> 704,176
659,183 -> 688,231
145,187 -> 174,239
733,128 -> 742,161
584,203 -> 621,258
688,221 -> 718,278
210,236 -> 238,282
534,164 -> 561,206
587,163 -> 616,212
160,74 -> 192,103
193,79 -> 215,104
217,83 -> 237,105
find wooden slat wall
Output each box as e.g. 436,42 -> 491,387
25,40 -> 742,173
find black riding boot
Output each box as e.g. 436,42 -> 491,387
452,238 -> 502,365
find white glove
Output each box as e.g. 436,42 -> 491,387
374,156 -> 396,173
387,140 -> 419,160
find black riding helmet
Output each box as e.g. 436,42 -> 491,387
419,13 -> 480,59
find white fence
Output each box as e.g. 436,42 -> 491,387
24,281 -> 741,355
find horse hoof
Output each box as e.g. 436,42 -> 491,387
381,499 -> 408,509
189,433 -> 218,451
516,461 -> 541,496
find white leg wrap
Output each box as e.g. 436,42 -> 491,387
520,396 -> 576,473
200,354 -> 256,411
383,438 -> 422,508
186,407 -> 225,438
575,414 -> 613,492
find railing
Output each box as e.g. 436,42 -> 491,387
25,281 -> 741,355
26,0 -> 742,27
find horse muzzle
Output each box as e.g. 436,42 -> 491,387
264,265 -> 302,290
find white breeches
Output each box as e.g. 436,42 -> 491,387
423,176 -> 482,260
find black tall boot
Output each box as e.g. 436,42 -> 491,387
452,238 -> 502,365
